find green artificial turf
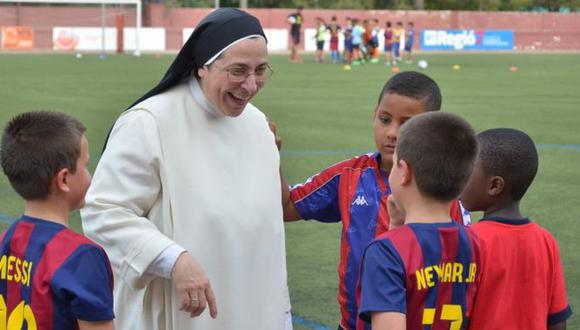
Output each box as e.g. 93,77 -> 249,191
0,52 -> 578,328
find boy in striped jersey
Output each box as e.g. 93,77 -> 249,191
358,112 -> 481,329
0,111 -> 114,329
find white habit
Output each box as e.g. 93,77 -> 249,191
81,79 -> 288,329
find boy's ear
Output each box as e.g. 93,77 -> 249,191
399,159 -> 413,186
487,176 -> 505,197
54,168 -> 71,193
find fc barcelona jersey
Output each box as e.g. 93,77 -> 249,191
290,152 -> 470,330
358,222 -> 480,330
0,216 -> 114,329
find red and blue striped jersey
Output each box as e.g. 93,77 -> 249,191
290,153 -> 470,330
357,222 -> 480,330
469,217 -> 572,329
0,216 -> 114,329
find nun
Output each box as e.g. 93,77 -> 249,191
81,8 -> 289,329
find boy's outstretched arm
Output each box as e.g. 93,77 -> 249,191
549,321 -> 566,330
78,320 -> 115,330
281,168 -> 302,221
268,119 -> 302,222
371,312 -> 406,330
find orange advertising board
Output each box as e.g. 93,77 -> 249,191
1,26 -> 34,49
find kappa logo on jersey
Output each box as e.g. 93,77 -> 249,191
352,195 -> 369,206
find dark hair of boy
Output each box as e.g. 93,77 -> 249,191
396,112 -> 478,201
386,21 -> 391,27
478,128 -> 538,201
378,71 -> 442,111
408,22 -> 414,26
1,111 -> 86,200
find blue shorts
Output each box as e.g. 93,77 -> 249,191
344,40 -> 353,52
405,42 -> 413,52
392,43 -> 401,56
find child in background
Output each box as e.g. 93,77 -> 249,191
404,22 -> 415,63
461,128 -> 572,330
328,16 -> 342,64
362,19 -> 373,62
392,22 -> 404,64
383,21 -> 394,65
357,112 -> 480,330
288,6 -> 304,63
0,111 -> 115,330
342,17 -> 353,64
351,19 -> 364,65
315,17 -> 328,63
370,19 -> 381,63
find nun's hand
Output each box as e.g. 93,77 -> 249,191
172,252 -> 218,319
267,119 -> 282,151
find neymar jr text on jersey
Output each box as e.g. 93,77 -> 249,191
416,262 -> 477,290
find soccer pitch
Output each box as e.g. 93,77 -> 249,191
0,52 -> 578,329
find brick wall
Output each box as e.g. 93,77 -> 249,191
1,4 -> 578,50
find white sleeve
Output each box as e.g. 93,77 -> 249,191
145,243 -> 187,279
81,109 -> 176,289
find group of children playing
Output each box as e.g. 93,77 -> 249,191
0,70 -> 573,329
282,71 -> 572,329
313,16 -> 415,66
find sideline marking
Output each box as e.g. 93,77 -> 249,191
280,144 -> 580,158
537,143 -> 580,151
292,315 -> 333,330
0,212 -> 16,224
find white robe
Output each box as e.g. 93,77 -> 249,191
81,81 -> 287,329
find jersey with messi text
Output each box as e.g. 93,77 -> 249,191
290,152 -> 470,330
0,216 -> 114,329
358,222 -> 480,330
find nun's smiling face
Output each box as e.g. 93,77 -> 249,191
198,37 -> 269,117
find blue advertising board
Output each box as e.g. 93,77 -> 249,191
421,30 -> 514,51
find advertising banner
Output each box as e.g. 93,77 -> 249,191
421,30 -> 514,51
1,26 -> 34,49
53,27 -> 165,52
183,28 -> 288,51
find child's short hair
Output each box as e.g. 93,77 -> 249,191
396,112 -> 477,202
378,71 -> 442,112
1,111 -> 86,200
478,128 -> 538,201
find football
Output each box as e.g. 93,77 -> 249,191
417,60 -> 428,69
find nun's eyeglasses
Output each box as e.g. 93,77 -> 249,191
220,64 -> 274,83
